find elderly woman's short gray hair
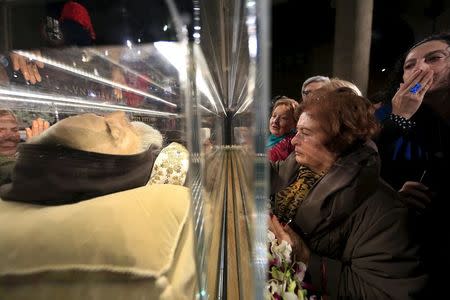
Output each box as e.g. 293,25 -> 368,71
301,75 -> 330,95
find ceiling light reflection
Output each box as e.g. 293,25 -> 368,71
0,92 -> 178,117
13,50 -> 177,108
155,42 -> 225,115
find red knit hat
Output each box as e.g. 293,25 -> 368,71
60,1 -> 96,40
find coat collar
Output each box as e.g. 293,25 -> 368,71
294,142 -> 380,238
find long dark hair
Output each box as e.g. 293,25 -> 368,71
373,32 -> 450,105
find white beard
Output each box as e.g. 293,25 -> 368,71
131,121 -> 163,152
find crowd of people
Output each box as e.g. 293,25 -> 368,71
1,3 -> 449,298
267,32 -> 450,299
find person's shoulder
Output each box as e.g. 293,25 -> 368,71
367,179 -> 406,211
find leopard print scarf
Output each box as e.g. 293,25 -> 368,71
272,165 -> 323,224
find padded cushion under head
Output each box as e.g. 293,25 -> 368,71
0,184 -> 196,300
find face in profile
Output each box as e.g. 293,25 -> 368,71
291,112 -> 337,174
302,81 -> 328,100
32,111 -> 142,155
403,40 -> 450,92
269,104 -> 296,137
0,113 -> 20,157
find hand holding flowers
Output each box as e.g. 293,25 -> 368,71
267,215 -> 311,300
269,215 -> 311,265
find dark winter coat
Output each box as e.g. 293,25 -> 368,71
375,100 -> 450,297
271,144 -> 427,299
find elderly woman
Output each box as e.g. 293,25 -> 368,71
267,97 -> 299,162
269,89 -> 426,299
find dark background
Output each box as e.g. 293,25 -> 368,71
8,0 -> 193,48
271,0 -> 450,100
4,0 -> 450,101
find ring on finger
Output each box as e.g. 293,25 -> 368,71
409,83 -> 422,94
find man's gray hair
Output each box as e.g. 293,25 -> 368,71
301,75 -> 330,94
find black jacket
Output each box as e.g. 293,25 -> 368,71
376,101 -> 450,297
271,144 -> 427,299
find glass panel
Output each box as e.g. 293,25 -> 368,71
0,0 -> 271,298
0,1 -> 199,299
193,0 -> 269,299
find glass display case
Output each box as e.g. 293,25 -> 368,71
0,0 -> 270,299
193,0 -> 269,299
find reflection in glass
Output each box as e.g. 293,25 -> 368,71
0,0 -> 270,298
0,1 -> 198,299
192,0 -> 269,299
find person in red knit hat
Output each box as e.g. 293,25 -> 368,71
59,0 -> 96,46
10,0 -> 96,85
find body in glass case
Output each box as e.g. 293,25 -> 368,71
0,1 -> 199,299
0,1 -> 270,299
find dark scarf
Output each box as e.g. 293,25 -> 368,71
0,143 -> 156,205
272,166 -> 323,224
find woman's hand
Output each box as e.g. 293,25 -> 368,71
111,67 -> 126,101
269,215 -> 311,265
391,69 -> 433,119
10,51 -> 44,85
398,181 -> 432,211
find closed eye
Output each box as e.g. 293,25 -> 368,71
300,129 -> 311,136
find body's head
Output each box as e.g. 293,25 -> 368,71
269,98 -> 299,137
0,110 -> 20,157
30,111 -> 161,155
301,75 -> 330,100
403,33 -> 450,93
291,90 -> 378,174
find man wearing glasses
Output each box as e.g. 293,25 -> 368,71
300,75 -> 330,101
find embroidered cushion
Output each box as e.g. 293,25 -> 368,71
148,142 -> 189,186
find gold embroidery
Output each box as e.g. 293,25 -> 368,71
148,142 -> 189,186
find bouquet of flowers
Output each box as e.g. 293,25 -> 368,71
266,230 -> 308,300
